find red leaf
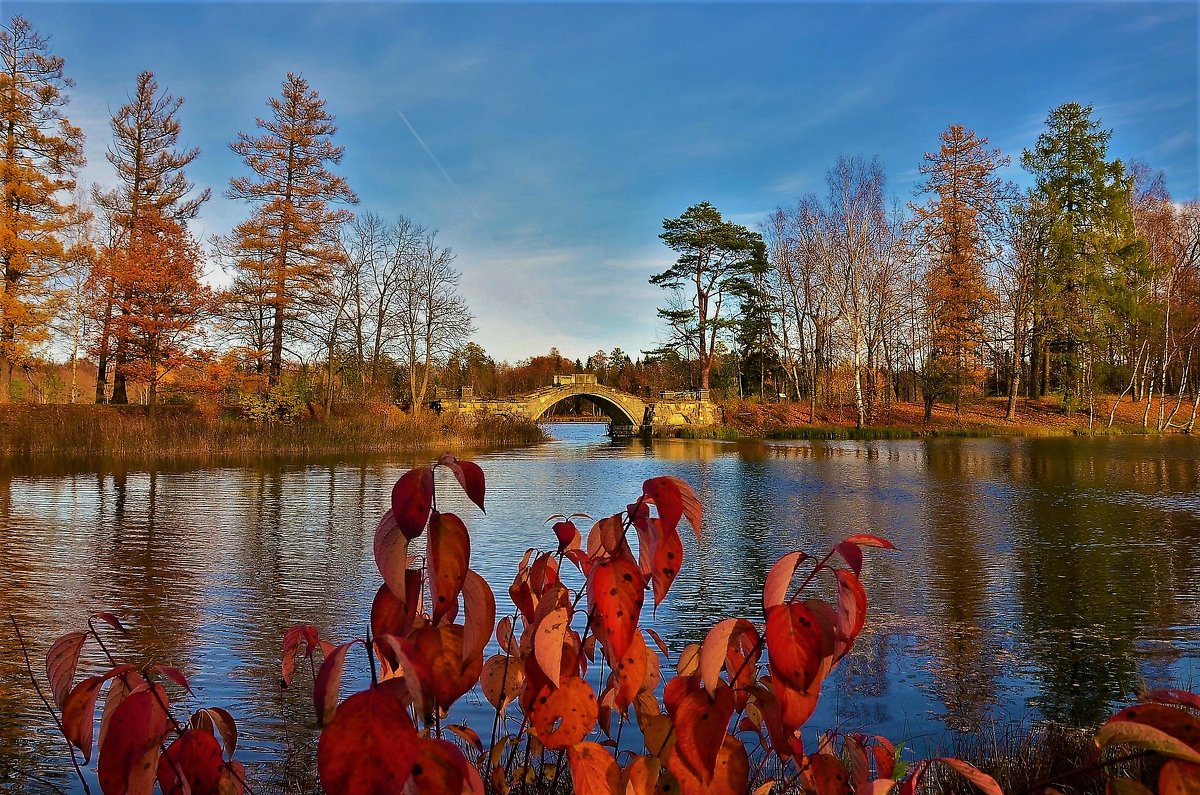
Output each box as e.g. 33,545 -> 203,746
314,641 -> 359,727
610,631 -> 649,714
668,733 -> 748,795
190,707 -> 238,758
386,624 -> 483,714
373,509 -> 410,603
97,684 -> 171,795
1146,690 -> 1200,712
698,619 -> 758,696
1159,760 -> 1200,795
282,625 -> 322,688
438,453 -> 487,513
528,675 -> 599,750
643,477 -> 683,536
763,551 -> 808,610
833,569 -> 868,660
674,685 -> 736,783
99,670 -> 147,755
936,758 -> 1003,795
567,742 -> 621,795
46,631 -> 87,709
92,612 -> 129,634
587,555 -> 645,663
158,729 -> 225,795
317,686 -> 419,794
834,541 -> 863,576
461,570 -> 496,663
62,664 -> 138,764
842,534 -> 896,550
152,665 -> 192,694
553,520 -> 582,553
390,466 -> 434,540
370,576 -> 421,644
666,475 -> 703,543
409,737 -> 471,793
765,602 -> 832,693
428,511 -> 471,624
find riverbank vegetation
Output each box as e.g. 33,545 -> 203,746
0,403 -> 545,461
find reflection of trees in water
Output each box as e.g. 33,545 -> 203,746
918,441 -> 1004,732
1010,439 -> 1195,726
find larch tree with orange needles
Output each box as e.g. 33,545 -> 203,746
104,207 -> 212,415
92,71 -> 210,405
912,124 -> 1009,418
225,72 -> 358,387
0,16 -> 85,403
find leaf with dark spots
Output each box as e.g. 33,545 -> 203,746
587,555 -> 645,664
390,466 -> 434,540
668,733 -> 748,795
97,684 -> 170,795
610,631 -> 649,713
643,477 -> 684,537
651,525 -> 684,606
674,685 -> 735,783
158,730 -> 225,795
427,511 -> 471,624
317,686 -> 418,795
567,742 -> 621,795
528,675 -> 599,750
410,737 -> 470,794
809,752 -> 853,795
46,631 -> 87,709
765,602 -> 832,694
480,654 -> 522,710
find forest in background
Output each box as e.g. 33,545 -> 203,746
3,15 -> 1198,429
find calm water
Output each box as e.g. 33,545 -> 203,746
1,425 -> 1198,791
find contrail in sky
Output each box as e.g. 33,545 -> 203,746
395,108 -> 480,220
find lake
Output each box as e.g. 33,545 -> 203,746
1,424 -> 1198,791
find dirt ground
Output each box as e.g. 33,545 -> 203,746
718,393 -> 1198,436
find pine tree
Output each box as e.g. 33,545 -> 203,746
225,72 -> 358,386
0,16 -> 85,402
93,71 -> 209,403
912,124 -> 1009,416
1022,103 -> 1148,412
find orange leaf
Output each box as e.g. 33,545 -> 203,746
610,631 -> 649,714
317,686 -> 418,794
763,552 -> 808,610
528,675 -> 599,750
668,734 -> 748,795
1159,760 -> 1200,795
1107,704 -> 1200,752
935,758 -> 1003,795
587,555 -> 645,663
1095,722 -> 1200,764
809,752 -> 853,795
370,577 -> 420,647
461,570 -> 496,663
624,755 -> 662,795
842,534 -> 895,550
699,618 -> 758,696
566,741 -> 621,795
674,686 -> 736,784
46,631 -> 87,709
390,466 -> 434,539
97,684 -> 171,795
281,624 -> 322,688
480,654 -> 522,710
428,511 -> 472,624
535,607 -> 572,687
765,602 -> 832,693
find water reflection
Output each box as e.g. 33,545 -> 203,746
0,429 -> 1197,790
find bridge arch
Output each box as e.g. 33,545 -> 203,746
523,384 -> 645,428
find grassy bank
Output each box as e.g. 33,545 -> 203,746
666,395 -> 1190,441
0,403 -> 547,462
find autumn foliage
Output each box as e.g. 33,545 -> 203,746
35,461 -> 1200,793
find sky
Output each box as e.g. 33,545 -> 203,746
12,1 -> 1198,364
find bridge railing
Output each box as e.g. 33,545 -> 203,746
657,389 -> 710,402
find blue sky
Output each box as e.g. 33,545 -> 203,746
14,2 -> 1198,363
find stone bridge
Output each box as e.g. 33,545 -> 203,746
435,376 -> 719,435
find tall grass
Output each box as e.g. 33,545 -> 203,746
0,404 -> 546,463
